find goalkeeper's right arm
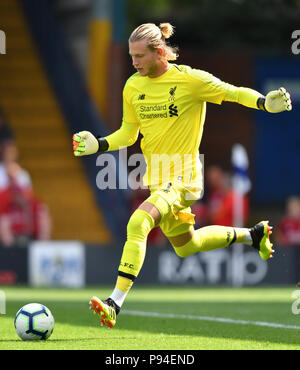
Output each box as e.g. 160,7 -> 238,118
73,121 -> 140,157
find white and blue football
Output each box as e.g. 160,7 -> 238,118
14,303 -> 54,341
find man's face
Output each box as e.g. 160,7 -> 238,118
129,39 -> 161,77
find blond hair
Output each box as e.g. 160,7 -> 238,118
129,22 -> 178,61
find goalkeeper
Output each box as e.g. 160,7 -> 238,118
72,23 -> 292,328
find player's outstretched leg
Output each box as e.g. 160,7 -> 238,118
171,221 -> 274,261
249,220 -> 274,260
89,207 -> 157,328
89,296 -> 120,328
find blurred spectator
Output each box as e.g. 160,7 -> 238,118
0,141 -> 31,190
276,196 -> 300,246
0,108 -> 14,159
191,200 -> 208,228
191,165 -> 226,227
205,165 -> 249,226
206,165 -> 228,221
0,142 -> 51,247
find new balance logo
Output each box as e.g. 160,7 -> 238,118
138,94 -> 145,100
169,104 -> 178,117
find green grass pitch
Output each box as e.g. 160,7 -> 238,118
1,285 -> 300,350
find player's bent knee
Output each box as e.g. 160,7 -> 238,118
170,231 -> 198,258
168,230 -> 194,248
173,246 -> 188,258
138,201 -> 161,226
127,209 -> 155,238
144,192 -> 171,224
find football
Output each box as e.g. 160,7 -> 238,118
14,303 -> 55,341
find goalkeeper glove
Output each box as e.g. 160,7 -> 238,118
258,87 -> 292,113
73,131 -> 99,156
73,131 -> 109,156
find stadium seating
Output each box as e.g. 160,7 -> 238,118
0,0 -> 111,243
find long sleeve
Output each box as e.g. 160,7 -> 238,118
105,120 -> 140,151
184,65 -> 263,109
104,76 -> 140,151
223,85 -> 263,109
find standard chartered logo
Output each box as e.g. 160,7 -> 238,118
139,104 -> 179,119
139,104 -> 167,119
169,104 -> 178,117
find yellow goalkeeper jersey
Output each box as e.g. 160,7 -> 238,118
105,64 -> 260,187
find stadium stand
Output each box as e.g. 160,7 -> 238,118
0,0 -> 111,243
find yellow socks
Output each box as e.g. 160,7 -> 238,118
110,209 -> 155,307
174,225 -> 249,258
119,209 -> 155,278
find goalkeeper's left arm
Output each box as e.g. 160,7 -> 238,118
73,120 -> 140,157
224,85 -> 292,113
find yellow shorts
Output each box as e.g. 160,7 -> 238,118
147,181 -> 203,238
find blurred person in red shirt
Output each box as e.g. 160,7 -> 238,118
0,142 -> 51,247
191,200 -> 209,228
276,196 -> 300,246
0,107 -> 14,151
205,165 -> 249,227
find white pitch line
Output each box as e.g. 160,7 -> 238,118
121,310 -> 300,330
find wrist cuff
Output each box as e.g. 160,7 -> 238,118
96,136 -> 109,152
257,97 -> 267,112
